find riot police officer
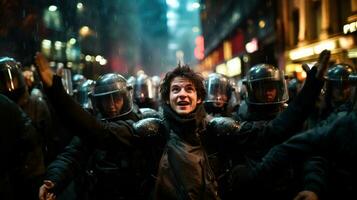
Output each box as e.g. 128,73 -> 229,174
321,63 -> 355,120
243,63 -> 289,120
215,51 -> 330,199
204,73 -> 233,117
0,94 -> 41,200
38,73 -> 147,200
0,57 -> 56,199
133,73 -> 158,109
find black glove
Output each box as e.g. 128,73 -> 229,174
304,50 -> 330,85
139,108 -> 163,119
206,117 -> 240,137
293,50 -> 330,108
133,117 -> 165,138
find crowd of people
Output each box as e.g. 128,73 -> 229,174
1,49 -> 357,200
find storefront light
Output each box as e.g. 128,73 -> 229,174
313,41 -> 336,54
216,63 -> 227,75
226,57 -> 242,77
348,49 -> 357,58
343,21 -> 357,34
339,36 -> 354,49
289,47 -> 314,60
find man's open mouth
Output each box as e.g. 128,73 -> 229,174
177,101 -> 190,106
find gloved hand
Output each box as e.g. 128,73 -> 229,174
295,50 -> 330,106
206,117 -> 240,136
133,117 -> 165,137
303,49 -> 331,84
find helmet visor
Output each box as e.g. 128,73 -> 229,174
94,90 -> 133,119
246,79 -> 288,105
134,83 -> 154,100
0,66 -> 25,93
205,82 -> 230,105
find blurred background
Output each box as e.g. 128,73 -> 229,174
1,0 -> 357,81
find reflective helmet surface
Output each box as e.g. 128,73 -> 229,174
204,73 -> 232,107
326,63 -> 355,105
245,64 -> 288,105
326,64 -> 354,81
0,57 -> 26,101
133,74 -> 154,103
151,75 -> 161,101
92,73 -> 133,119
72,74 -> 86,90
127,76 -> 136,88
78,79 -> 96,109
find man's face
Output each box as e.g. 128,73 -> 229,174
209,93 -> 228,108
254,82 -> 277,103
98,92 -> 124,118
168,76 -> 201,115
208,84 -> 228,108
265,87 -> 277,103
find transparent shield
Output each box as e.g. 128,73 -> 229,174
246,79 -> 289,105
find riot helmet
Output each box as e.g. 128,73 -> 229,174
151,75 -> 161,102
133,74 -> 154,107
72,74 -> 86,91
204,73 -> 232,108
325,63 -> 355,106
127,76 -> 136,88
245,64 -> 288,105
0,57 -> 27,102
77,79 -> 96,110
92,73 -> 133,119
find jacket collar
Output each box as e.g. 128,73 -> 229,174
162,103 -> 206,145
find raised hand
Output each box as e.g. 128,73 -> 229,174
34,52 -> 54,87
314,49 -> 331,80
39,180 -> 56,200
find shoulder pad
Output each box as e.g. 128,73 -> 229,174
133,117 -> 165,137
207,117 -> 240,136
139,108 -> 163,119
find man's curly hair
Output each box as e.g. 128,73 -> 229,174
160,64 -> 206,104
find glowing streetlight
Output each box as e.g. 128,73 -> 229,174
49,5 -> 58,12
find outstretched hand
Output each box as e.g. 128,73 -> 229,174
301,50 -> 330,80
315,49 -> 331,80
34,52 -> 54,87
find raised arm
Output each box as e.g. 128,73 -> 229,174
35,53 -> 135,150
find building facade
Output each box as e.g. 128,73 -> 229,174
280,0 -> 357,75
